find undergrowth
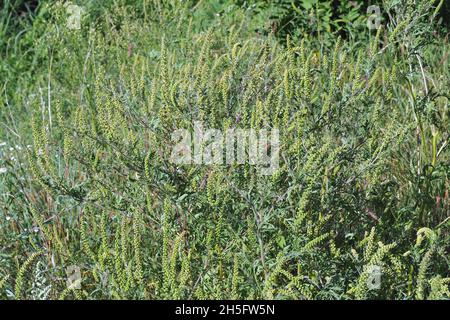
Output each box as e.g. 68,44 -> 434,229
0,0 -> 448,300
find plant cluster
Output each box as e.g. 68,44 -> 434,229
0,0 -> 448,300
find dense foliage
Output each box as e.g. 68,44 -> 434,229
0,0 -> 449,300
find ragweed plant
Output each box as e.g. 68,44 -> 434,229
0,0 -> 448,300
